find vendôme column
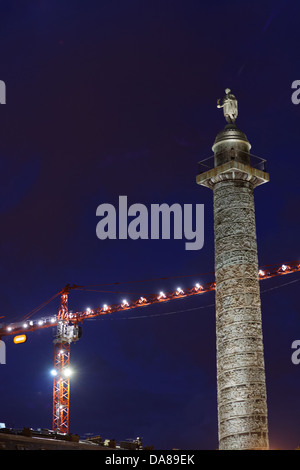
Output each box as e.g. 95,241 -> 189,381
197,89 -> 270,450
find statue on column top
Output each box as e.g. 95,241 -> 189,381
217,88 -> 238,124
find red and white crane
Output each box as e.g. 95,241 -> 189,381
0,260 -> 299,434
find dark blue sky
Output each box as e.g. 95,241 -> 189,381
0,0 -> 300,450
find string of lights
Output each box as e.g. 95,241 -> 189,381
0,260 -> 299,338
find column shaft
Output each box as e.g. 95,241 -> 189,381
213,179 -> 269,450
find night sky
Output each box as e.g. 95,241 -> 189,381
0,0 -> 300,450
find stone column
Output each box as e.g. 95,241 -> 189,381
214,178 -> 269,450
197,118 -> 270,450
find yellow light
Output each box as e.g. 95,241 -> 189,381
13,334 -> 27,344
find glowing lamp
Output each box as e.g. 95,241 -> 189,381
13,334 -> 27,344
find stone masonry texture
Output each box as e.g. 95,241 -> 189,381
213,179 -> 269,450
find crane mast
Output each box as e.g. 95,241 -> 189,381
52,287 -> 80,434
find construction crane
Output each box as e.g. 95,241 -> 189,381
0,260 -> 299,434
52,287 -> 82,434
